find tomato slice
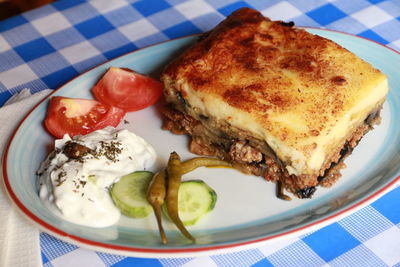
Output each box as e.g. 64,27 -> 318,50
92,67 -> 163,112
44,96 -> 126,138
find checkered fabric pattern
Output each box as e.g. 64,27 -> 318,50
1,0 -> 400,266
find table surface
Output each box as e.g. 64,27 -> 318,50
1,0 -> 400,266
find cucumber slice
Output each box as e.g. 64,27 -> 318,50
163,180 -> 217,226
110,171 -> 153,218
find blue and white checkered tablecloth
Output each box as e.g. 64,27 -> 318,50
1,0 -> 400,266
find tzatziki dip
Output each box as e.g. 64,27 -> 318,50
37,127 -> 157,227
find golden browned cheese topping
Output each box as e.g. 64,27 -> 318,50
162,7 -> 388,175
166,8 -> 367,135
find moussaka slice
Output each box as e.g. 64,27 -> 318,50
160,8 -> 389,199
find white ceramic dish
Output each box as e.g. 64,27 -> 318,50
3,28 -> 400,258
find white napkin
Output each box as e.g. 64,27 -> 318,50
0,89 -> 52,267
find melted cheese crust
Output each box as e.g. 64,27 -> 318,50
162,8 -> 389,176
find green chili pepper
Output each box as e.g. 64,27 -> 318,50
180,157 -> 232,174
166,152 -> 195,242
147,170 -> 168,244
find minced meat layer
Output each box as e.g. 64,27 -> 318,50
162,104 -> 382,199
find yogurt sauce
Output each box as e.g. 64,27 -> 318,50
38,127 -> 157,227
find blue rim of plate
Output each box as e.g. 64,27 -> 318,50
3,28 -> 400,257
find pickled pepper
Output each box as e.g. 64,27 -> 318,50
147,170 -> 168,244
180,157 -> 231,174
166,152 -> 195,242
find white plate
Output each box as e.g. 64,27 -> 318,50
3,29 -> 400,258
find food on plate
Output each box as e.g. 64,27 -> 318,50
160,7 -> 389,199
44,96 -> 126,138
37,127 -> 156,227
180,156 -> 232,173
147,170 -> 168,244
110,171 -> 154,218
166,152 -> 195,242
92,67 -> 164,112
162,180 -> 217,226
44,67 -> 163,138
147,152 -> 230,244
